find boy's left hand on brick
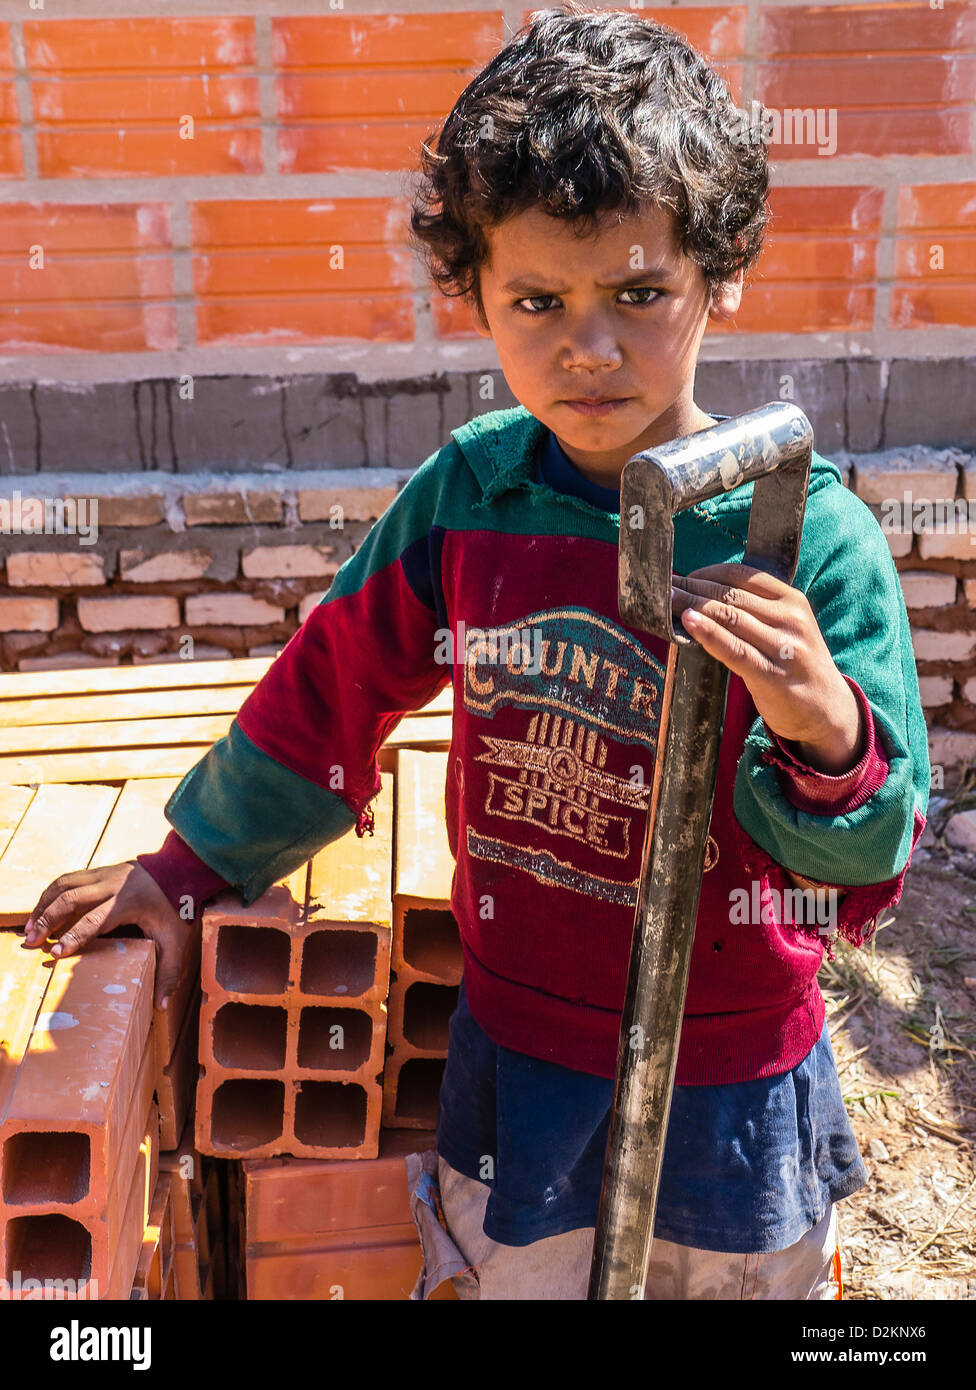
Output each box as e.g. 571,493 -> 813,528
671,561 -> 865,775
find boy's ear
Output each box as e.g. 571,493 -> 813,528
708,271 -> 744,322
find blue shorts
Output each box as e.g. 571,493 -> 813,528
436,978 -> 867,1253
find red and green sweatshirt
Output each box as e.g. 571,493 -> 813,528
138,405 -> 929,1085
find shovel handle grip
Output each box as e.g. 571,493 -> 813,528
618,402 -> 814,644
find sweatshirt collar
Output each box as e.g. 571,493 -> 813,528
450,405 -> 547,504
449,403 -> 843,513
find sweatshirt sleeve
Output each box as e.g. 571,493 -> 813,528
136,829 -> 235,915
154,452 -> 450,907
732,472 -> 930,941
761,675 -> 890,815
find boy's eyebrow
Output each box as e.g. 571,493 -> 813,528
502,267 -> 675,293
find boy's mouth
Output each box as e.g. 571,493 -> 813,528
561,398 -> 633,416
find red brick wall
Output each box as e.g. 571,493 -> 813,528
0,4 -> 973,350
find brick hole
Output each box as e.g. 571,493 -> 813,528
297,1006 -> 372,1071
212,1003 -> 287,1071
301,929 -> 377,998
216,925 -> 290,995
2,1131 -> 90,1205
402,983 -> 459,1051
293,1081 -> 367,1149
402,909 -> 462,978
5,1214 -> 92,1284
210,1079 -> 285,1150
394,1057 -> 446,1126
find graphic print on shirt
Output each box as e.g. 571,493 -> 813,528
459,607 -> 718,903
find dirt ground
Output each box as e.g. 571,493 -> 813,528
823,784 -> 976,1302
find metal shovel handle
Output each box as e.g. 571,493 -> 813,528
588,402 -> 813,1300
618,401 -> 813,640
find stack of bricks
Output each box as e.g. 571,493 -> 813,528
188,747 -> 462,1298
0,735 -> 460,1299
0,932 -> 161,1300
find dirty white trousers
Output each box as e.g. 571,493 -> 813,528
409,1151 -> 842,1301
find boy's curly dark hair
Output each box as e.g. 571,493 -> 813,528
407,2 -> 770,331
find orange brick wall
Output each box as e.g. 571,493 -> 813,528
0,3 -> 972,359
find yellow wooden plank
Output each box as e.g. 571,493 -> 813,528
0,703 -> 450,783
0,656 -> 273,700
387,714 -> 452,749
0,785 -> 35,860
89,778 -> 183,869
0,931 -> 58,1120
394,750 -> 454,902
0,713 -> 235,756
0,783 -> 120,924
0,680 -> 447,732
0,685 -> 257,729
0,748 -> 210,784
422,684 -> 453,715
307,771 -> 394,925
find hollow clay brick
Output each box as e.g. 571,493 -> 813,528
161,1157 -> 217,1301
4,1100 -> 158,1301
382,905 -> 460,1129
0,940 -> 155,1229
197,869 -> 390,1159
172,1242 -> 203,1300
382,1052 -> 447,1131
199,993 -> 387,1084
392,903 -> 462,983
242,1128 -> 433,1243
245,1223 -> 457,1301
196,1068 -> 383,1161
387,979 -> 459,1054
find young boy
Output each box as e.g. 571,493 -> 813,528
23,6 -> 928,1300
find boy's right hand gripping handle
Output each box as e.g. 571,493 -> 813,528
617,401 -> 814,642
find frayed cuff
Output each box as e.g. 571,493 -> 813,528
732,806 -> 928,958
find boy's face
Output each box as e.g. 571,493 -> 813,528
473,202 -> 743,485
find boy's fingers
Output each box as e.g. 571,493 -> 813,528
152,929 -> 188,1011
671,582 -> 781,663
23,881 -> 113,949
24,870 -> 100,940
677,561 -> 789,591
48,897 -> 121,960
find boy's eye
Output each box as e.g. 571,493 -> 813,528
514,288 -> 660,314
